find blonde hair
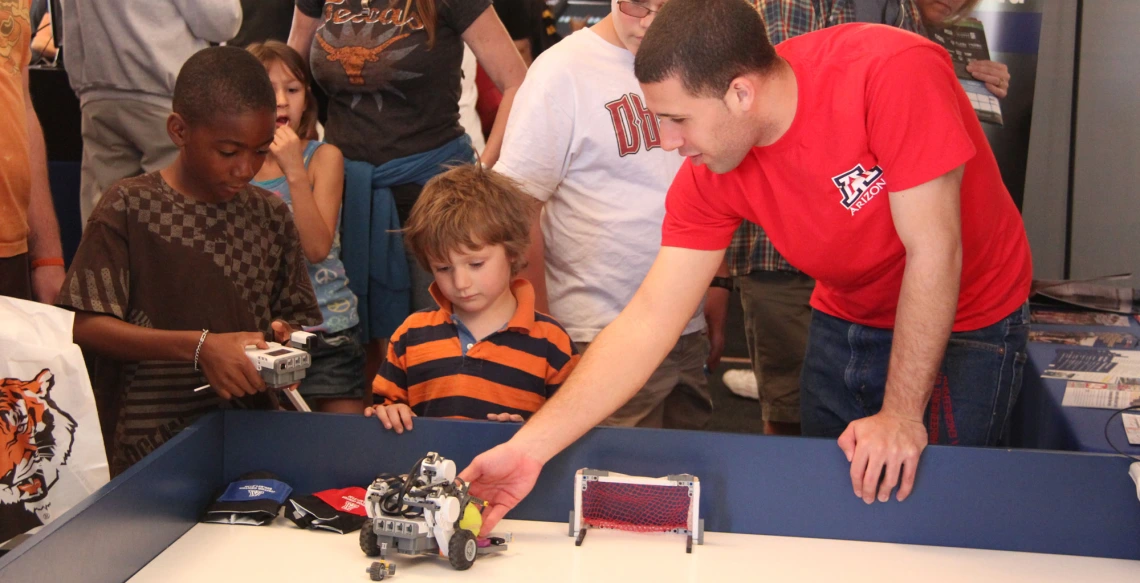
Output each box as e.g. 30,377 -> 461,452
245,40 -> 319,140
403,165 -> 533,276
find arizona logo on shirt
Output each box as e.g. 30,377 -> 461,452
832,164 -> 886,216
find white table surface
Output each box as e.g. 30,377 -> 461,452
128,518 -> 1140,582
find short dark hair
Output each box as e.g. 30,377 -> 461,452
634,0 -> 778,98
172,46 -> 276,125
403,165 -> 533,276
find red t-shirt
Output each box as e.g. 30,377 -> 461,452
661,24 -> 1032,332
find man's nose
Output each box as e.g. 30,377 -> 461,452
659,123 -> 683,152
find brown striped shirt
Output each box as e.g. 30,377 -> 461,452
57,172 -> 321,475
373,280 -> 579,419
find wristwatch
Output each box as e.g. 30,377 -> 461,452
710,276 -> 734,291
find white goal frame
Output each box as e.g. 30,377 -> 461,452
569,469 -> 703,552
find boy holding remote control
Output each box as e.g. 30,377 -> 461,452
57,47 -> 321,476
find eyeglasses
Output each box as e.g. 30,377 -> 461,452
617,1 -> 659,19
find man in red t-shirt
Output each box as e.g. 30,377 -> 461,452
454,0 -> 1033,532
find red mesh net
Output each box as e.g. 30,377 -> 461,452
580,481 -> 691,533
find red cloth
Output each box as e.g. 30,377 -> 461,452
475,64 -> 502,139
661,24 -> 1031,331
313,487 -> 368,516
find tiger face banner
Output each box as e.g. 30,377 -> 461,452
0,297 -> 109,545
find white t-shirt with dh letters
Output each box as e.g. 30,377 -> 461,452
494,29 -> 705,343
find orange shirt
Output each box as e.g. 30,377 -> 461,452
373,279 -> 579,420
0,0 -> 32,257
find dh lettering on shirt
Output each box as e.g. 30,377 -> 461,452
605,93 -> 663,157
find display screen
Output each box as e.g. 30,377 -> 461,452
266,349 -> 292,357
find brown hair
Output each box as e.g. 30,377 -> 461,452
403,165 -> 533,276
245,40 -> 319,140
635,0 -> 779,98
388,0 -> 438,49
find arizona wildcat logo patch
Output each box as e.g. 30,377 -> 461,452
832,164 -> 886,216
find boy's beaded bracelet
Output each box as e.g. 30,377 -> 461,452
193,329 -> 209,371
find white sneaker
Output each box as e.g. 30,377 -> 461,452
722,369 -> 759,400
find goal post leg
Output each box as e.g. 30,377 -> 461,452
572,470 -> 584,540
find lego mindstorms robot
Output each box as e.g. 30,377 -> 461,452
359,452 -> 509,574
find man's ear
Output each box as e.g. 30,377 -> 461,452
724,76 -> 756,115
167,113 -> 189,147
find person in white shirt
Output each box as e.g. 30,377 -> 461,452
494,0 -> 728,430
458,45 -> 487,155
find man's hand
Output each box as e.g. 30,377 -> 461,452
458,442 -> 544,537
271,320 -> 294,344
704,287 -> 729,370
486,412 -> 524,423
366,403 -> 416,433
32,265 -> 65,304
197,332 -> 269,400
837,412 -> 928,504
456,247 -> 725,537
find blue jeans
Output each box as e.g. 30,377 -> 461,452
800,304 -> 1029,446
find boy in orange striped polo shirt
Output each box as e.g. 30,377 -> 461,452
367,165 -> 579,432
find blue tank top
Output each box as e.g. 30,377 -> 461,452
252,141 -> 359,333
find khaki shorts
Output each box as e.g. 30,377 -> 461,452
736,270 -> 815,424
79,99 -> 179,225
580,332 -> 713,430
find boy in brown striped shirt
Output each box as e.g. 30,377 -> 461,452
367,166 -> 579,432
57,48 -> 322,475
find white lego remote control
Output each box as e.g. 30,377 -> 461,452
245,342 -> 311,388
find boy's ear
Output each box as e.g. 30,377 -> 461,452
166,113 -> 189,148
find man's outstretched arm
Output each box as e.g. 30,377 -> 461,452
460,246 -> 726,534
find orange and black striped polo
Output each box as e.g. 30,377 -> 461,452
373,279 -> 579,419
